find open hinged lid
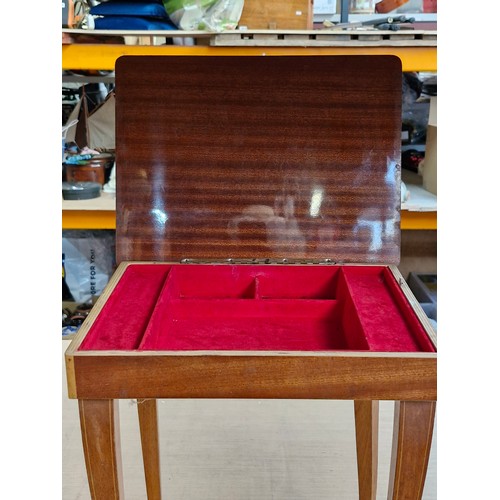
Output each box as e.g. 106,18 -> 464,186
115,55 -> 402,264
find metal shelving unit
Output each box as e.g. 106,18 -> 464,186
62,29 -> 437,230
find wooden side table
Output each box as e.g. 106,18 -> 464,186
64,54 -> 437,500
65,262 -> 437,500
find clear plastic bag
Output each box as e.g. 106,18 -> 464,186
163,0 -> 244,31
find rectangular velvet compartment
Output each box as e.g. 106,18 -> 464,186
79,264 -> 435,353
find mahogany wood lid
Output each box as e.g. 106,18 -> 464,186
115,55 -> 402,264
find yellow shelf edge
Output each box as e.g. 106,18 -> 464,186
62,44 -> 437,72
400,210 -> 437,230
62,210 -> 116,230
62,209 -> 436,231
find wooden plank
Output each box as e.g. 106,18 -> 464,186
62,191 -> 116,211
313,34 -> 352,41
62,190 -> 116,230
211,30 -> 436,45
212,33 -> 437,47
63,28 -> 437,47
358,34 -> 383,41
72,353 -> 436,400
62,28 -> 437,38
65,354 -> 77,399
392,34 -> 420,41
388,401 -> 436,500
137,399 -> 162,500
62,28 -> 212,38
78,399 -> 124,499
354,400 -> 379,500
238,0 -> 313,30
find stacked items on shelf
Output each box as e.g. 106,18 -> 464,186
63,88 -> 116,198
400,71 -> 437,208
62,302 -> 94,337
88,0 -> 243,31
161,0 -> 243,30
62,145 -> 115,199
89,0 -> 177,30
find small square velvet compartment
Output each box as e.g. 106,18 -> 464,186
79,264 -> 435,354
168,265 -> 339,300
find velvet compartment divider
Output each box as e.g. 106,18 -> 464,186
137,265 -> 346,351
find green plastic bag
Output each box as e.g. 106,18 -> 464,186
163,0 -> 244,31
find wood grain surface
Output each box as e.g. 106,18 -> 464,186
355,400 -> 379,500
78,399 -> 124,499
115,55 -> 402,265
72,352 -> 436,400
238,0 -> 313,29
63,340 -> 437,500
137,399 -> 161,500
388,401 -> 436,500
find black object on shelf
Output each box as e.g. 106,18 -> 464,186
402,148 -> 425,173
62,181 -> 101,200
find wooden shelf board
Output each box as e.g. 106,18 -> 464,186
62,191 -> 116,211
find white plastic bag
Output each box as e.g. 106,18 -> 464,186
163,0 -> 244,31
62,230 -> 116,303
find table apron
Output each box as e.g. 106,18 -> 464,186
69,354 -> 436,400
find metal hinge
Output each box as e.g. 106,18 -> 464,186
180,258 -> 337,265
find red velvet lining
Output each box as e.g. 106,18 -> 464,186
339,267 -> 435,352
380,268 -> 435,352
139,299 -> 345,350
336,271 -> 370,351
78,264 -> 435,352
79,264 -> 171,350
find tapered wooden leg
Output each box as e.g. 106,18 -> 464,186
78,399 -> 124,500
388,401 -> 436,500
138,399 -> 162,500
354,400 -> 379,500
